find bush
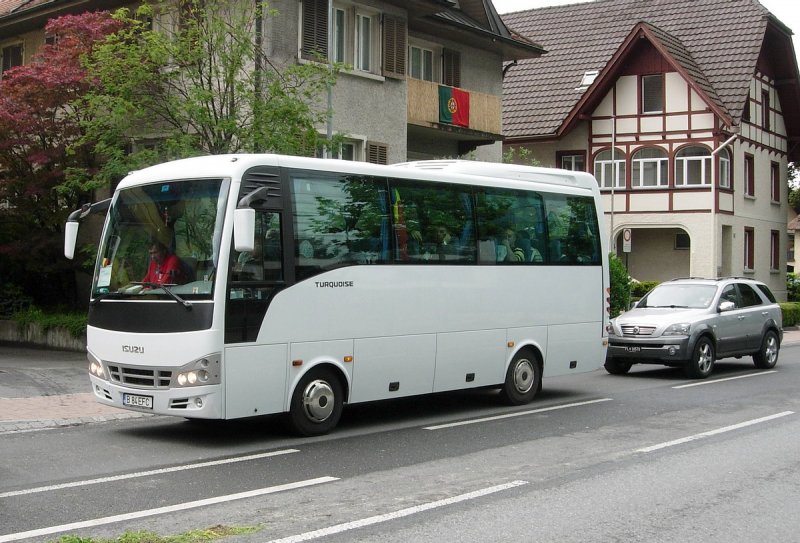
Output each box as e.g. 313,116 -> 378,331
609,253 -> 631,317
631,280 -> 659,299
0,283 -> 33,317
788,273 -> 800,302
780,302 -> 800,327
12,307 -> 87,339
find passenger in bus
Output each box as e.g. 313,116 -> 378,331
496,228 -> 526,262
433,225 -> 458,261
142,240 -> 186,286
515,230 -> 544,262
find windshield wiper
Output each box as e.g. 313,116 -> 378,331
130,282 -> 193,310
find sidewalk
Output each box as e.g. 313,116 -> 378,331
0,345 -> 153,433
2,329 -> 800,434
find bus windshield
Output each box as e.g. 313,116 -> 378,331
91,178 -> 229,301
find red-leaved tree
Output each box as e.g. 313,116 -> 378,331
0,12 -> 123,309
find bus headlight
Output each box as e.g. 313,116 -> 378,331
89,360 -> 106,379
174,355 -> 221,388
88,352 -> 106,380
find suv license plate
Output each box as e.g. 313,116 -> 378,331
123,393 -> 153,409
625,346 -> 641,353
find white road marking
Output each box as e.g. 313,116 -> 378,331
672,370 -> 778,389
0,476 -> 338,543
0,449 -> 299,499
423,398 -> 613,430
636,411 -> 795,453
266,480 -> 529,543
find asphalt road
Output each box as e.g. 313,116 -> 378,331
1,346 -> 799,542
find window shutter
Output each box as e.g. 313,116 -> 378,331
301,0 -> 328,61
382,16 -> 407,79
442,49 -> 461,88
367,142 -> 388,165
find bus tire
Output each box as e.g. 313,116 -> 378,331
500,350 -> 541,405
288,368 -> 343,436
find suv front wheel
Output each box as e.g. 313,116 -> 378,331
685,336 -> 715,379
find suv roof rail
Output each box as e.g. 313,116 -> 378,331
667,277 -> 710,281
715,276 -> 758,281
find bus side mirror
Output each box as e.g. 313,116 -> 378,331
64,222 -> 79,260
234,208 -> 256,252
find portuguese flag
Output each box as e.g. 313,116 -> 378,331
438,86 -> 470,127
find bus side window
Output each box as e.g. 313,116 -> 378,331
233,212 -> 282,282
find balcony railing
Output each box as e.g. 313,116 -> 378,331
407,78 -> 501,136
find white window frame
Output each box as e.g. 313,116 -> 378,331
675,147 -> 711,186
719,149 -> 731,189
354,10 -> 378,73
332,7 -> 347,64
409,44 -> 434,81
744,227 -> 755,272
317,134 -> 366,161
631,148 -> 668,188
561,154 -> 585,171
594,149 -> 626,190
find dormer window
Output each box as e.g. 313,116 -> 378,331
578,70 -> 598,89
642,74 -> 663,114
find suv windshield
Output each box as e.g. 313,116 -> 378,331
638,283 -> 717,309
91,178 -> 229,301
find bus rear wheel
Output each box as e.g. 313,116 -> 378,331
500,350 -> 541,405
288,368 -> 343,436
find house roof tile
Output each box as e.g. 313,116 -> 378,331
501,0 -> 776,139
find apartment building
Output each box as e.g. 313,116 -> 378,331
502,0 -> 800,299
0,0 -> 542,164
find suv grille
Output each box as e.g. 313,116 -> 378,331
621,325 -> 656,337
107,365 -> 173,389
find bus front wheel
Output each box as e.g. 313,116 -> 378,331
500,350 -> 541,405
288,368 -> 344,436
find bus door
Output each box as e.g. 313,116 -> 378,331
225,210 -> 286,343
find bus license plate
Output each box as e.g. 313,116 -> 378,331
123,393 -> 153,409
626,346 -> 641,353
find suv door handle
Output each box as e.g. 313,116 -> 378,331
737,315 -> 746,320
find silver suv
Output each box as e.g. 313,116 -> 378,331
606,277 -> 782,378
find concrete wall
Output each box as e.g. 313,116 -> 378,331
0,320 -> 86,352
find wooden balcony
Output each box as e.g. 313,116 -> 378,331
407,78 -> 502,136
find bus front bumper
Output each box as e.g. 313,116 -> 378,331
89,375 -> 224,419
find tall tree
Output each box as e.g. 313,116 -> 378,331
80,0 -> 339,186
0,12 -> 123,308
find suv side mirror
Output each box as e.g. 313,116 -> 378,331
718,300 -> 735,312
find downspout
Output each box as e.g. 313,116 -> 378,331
502,60 -> 518,79
710,130 -> 739,277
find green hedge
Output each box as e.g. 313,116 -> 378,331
12,307 -> 87,339
780,302 -> 800,327
631,280 -> 659,298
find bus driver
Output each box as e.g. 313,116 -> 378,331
142,240 -> 186,286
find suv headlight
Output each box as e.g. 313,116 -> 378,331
663,323 -> 691,336
606,321 -> 618,335
174,354 -> 221,388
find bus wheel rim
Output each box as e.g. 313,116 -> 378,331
514,359 -> 535,394
302,379 -> 335,422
